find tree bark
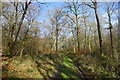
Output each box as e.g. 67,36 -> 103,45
108,11 -> 114,54
118,2 -> 120,61
8,2 -> 31,55
8,3 -> 18,54
14,2 -> 31,47
56,26 -> 58,52
94,2 -> 102,54
88,27 -> 92,52
75,14 -> 80,50
83,16 -> 87,51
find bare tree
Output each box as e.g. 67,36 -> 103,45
67,21 -> 76,53
81,3 -> 90,51
104,2 -> 117,54
19,3 -> 41,57
65,1 -> 81,51
48,9 -> 67,52
2,1 -> 32,55
84,0 -> 103,54
2,1 -> 44,57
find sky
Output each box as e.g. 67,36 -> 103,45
36,2 -> 118,24
36,0 -> 119,2
32,2 -> 118,37
36,2 -> 66,22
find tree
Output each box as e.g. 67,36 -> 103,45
2,1 -> 32,56
81,3 -> 90,51
104,2 -> 117,54
84,0 -> 103,54
65,1 -> 81,51
48,8 -> 67,52
19,3 -> 41,57
2,1 -> 43,57
118,1 -> 120,62
67,21 -> 76,53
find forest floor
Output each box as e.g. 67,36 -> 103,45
2,52 -> 119,79
2,53 -> 82,78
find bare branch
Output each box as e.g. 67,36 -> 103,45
66,14 -> 75,23
83,2 -> 95,9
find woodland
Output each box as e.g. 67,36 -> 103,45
0,0 -> 120,79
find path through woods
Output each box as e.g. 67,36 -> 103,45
53,56 -> 78,78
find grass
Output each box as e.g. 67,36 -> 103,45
60,56 -> 80,78
3,53 -> 81,78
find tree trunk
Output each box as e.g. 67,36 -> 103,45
71,30 -> 76,53
75,14 -> 80,50
94,2 -> 102,54
117,2 -> 120,77
56,26 -> 58,52
110,28 -> 113,53
83,17 -> 87,51
73,35 -> 76,53
88,27 -> 92,52
8,3 -> 18,54
13,2 -> 31,48
108,12 -> 114,54
8,2 -> 31,55
88,35 -> 92,52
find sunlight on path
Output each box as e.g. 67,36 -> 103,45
60,56 -> 80,78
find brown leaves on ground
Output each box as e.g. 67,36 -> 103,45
2,54 -> 58,78
2,55 -> 41,78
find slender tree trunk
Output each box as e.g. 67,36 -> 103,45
75,14 -> 80,50
52,40 -> 55,51
9,2 -> 31,56
108,12 -> 114,53
14,2 -> 31,47
19,27 -> 30,56
56,26 -> 58,52
83,17 -> 87,51
94,3 -> 102,54
118,3 -> 120,77
73,35 -> 76,53
72,29 -> 76,53
20,47 -> 24,57
88,27 -> 92,52
93,30 -> 97,49
117,2 -> 120,76
11,3 -> 18,41
110,28 -> 113,52
88,36 -> 92,52
8,3 -> 18,54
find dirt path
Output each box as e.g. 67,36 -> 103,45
52,56 -> 83,78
